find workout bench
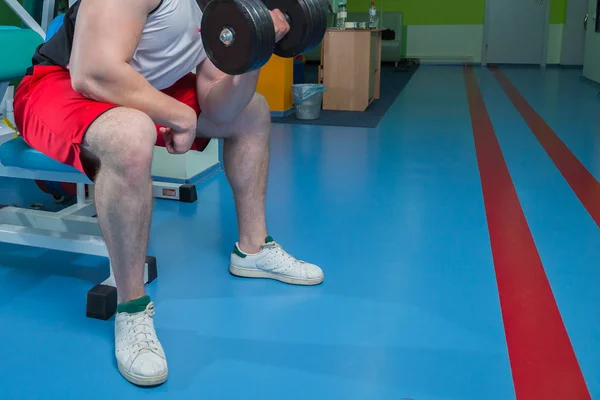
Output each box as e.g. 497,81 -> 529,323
0,133 -> 160,319
0,2 -> 215,320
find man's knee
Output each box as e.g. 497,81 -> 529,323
88,108 -> 156,180
117,110 -> 155,181
243,93 -> 271,134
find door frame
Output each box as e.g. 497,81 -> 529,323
583,0 -> 600,84
560,0 -> 587,65
481,0 -> 552,66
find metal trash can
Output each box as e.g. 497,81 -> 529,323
292,84 -> 326,120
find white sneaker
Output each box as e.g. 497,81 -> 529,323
115,302 -> 168,386
229,237 -> 324,285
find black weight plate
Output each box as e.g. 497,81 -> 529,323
304,0 -> 327,51
263,0 -> 313,58
299,0 -> 325,53
283,0 -> 327,55
201,0 -> 274,75
294,0 -> 324,54
297,0 -> 327,50
244,0 -> 276,70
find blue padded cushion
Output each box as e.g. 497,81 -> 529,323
0,136 -> 78,173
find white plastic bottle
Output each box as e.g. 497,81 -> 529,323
368,1 -> 377,28
337,1 -> 347,29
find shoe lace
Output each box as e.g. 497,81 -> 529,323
263,241 -> 303,267
127,303 -> 159,355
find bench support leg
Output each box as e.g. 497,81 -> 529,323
152,181 -> 198,203
71,182 -> 196,203
86,256 -> 158,320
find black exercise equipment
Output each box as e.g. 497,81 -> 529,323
201,0 -> 275,75
86,256 -> 158,320
197,0 -> 328,75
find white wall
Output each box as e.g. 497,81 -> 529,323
406,25 -> 484,63
185,139 -> 220,178
405,24 -> 564,65
151,139 -> 220,181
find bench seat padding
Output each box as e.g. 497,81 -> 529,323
0,136 -> 78,173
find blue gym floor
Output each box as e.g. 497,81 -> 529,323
1,66 -> 599,399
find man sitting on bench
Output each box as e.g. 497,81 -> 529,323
13,0 -> 324,387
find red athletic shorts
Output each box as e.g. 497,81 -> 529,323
13,65 -> 210,178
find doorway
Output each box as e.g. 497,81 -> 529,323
561,0 -> 588,65
482,0 -> 550,65
583,0 -> 600,83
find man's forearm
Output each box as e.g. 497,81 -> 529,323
201,71 -> 260,124
72,63 -> 195,131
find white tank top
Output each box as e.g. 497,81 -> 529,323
129,0 -> 207,90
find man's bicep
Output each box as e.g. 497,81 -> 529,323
69,0 -> 158,76
195,58 -> 227,107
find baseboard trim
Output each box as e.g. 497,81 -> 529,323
270,108 -> 294,118
152,175 -> 186,184
421,62 -> 481,66
485,63 -> 583,69
580,76 -> 600,89
545,64 -> 583,69
152,162 -> 222,185
557,64 -> 584,69
188,163 -> 223,185
485,63 -> 544,68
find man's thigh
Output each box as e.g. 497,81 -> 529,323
15,68 -> 214,176
14,66 -> 117,177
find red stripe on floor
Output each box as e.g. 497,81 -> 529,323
491,66 -> 600,227
464,66 -> 590,400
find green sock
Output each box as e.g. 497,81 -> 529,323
265,236 -> 274,244
117,295 -> 151,314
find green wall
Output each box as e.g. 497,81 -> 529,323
0,0 -> 46,26
2,0 -> 570,28
0,0 -> 65,27
347,0 -> 484,24
550,0 -> 567,24
347,0 -> 568,25
0,1 -> 22,26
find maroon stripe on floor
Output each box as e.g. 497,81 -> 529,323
490,66 -> 600,227
464,66 -> 590,400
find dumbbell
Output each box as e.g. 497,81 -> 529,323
198,0 -> 328,75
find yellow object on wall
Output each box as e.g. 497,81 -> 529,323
256,55 -> 293,113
